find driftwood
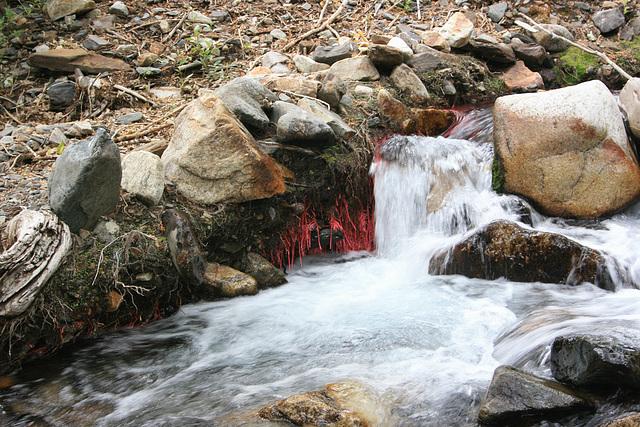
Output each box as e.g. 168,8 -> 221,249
0,210 -> 71,317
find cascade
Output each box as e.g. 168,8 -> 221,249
3,110 -> 640,426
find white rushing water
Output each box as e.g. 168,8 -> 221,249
4,128 -> 640,426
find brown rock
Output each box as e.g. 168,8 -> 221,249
500,60 -> 544,92
367,44 -> 405,70
28,49 -> 130,73
419,30 -> 451,52
261,75 -> 321,98
249,66 -> 272,75
106,291 -> 124,312
377,89 -> 406,120
202,263 -> 258,298
429,220 -> 617,289
404,108 -> 456,136
599,414 -> 640,427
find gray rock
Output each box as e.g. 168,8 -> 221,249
313,43 -> 357,65
211,77 -> 278,132
46,81 -> 78,111
236,252 -> 286,289
262,51 -> 288,69
318,73 -> 348,110
328,56 -> 380,81
271,101 -> 336,145
162,209 -> 206,286
487,2 -> 508,23
478,365 -> 592,425
388,37 -> 414,61
82,34 -> 109,50
49,127 -> 68,146
121,150 -> 164,206
532,24 -> 574,52
109,1 -> 129,18
46,0 -> 96,21
48,128 -> 122,233
188,10 -> 212,24
510,42 -> 549,68
353,85 -> 374,98
619,77 -> 640,140
94,219 -> 120,243
270,29 -> 287,40
298,98 -> 355,140
293,55 -> 330,73
406,50 -> 443,72
592,8 -> 626,34
116,112 -> 143,125
136,67 -> 162,76
209,10 -> 229,22
550,330 -> 640,391
391,63 -> 429,102
469,39 -> 516,64
367,44 -> 405,70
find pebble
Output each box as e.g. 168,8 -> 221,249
116,112 -> 144,124
270,29 -> 287,40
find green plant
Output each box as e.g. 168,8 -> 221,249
186,25 -> 225,82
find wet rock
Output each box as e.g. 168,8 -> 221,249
378,88 -> 406,120
487,2 -> 508,23
317,73 -> 348,110
162,209 -> 206,287
313,43 -> 357,65
327,56 -> 380,81
236,252 -> 286,289
261,75 -> 321,98
600,414 -> 640,426
211,77 -> 278,132
439,12 -> 474,48
500,60 -> 544,92
298,98 -> 355,140
367,44 -> 405,71
162,94 -> 285,204
28,48 -> 130,73
109,1 -> 129,18
271,101 -> 335,146
293,55 -> 330,73
531,24 -> 574,52
493,80 -> 640,218
404,108 -> 456,136
202,262 -> 258,297
48,128 -> 122,233
593,8 -> 626,34
429,220 -> 617,289
121,151 -> 164,206
391,64 -> 429,103
406,49 -> 443,73
550,331 -> 640,391
258,381 -> 381,426
478,365 -> 592,425
0,210 -> 71,317
618,78 -> 640,140
46,81 -> 78,111
46,0 -> 96,21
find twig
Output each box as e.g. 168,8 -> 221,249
130,20 -> 163,30
163,12 -> 187,43
258,141 -> 316,155
113,84 -> 157,106
317,0 -> 331,25
0,104 -> 22,124
417,0 -> 421,20
516,12 -> 632,81
115,122 -> 173,143
0,96 -> 18,106
105,29 -> 130,42
284,0 -> 350,51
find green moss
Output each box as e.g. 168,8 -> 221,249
555,46 -> 600,86
616,38 -> 640,77
492,153 -> 505,193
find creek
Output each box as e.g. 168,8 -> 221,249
3,107 -> 640,426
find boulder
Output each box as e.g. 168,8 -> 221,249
327,57 -> 380,81
429,220 -> 617,289
46,0 -> 95,21
550,331 -> 640,391
162,94 -> 286,204
28,49 -> 130,73
161,209 -> 206,287
439,12 -> 474,48
592,8 -> 626,34
313,43 -> 357,65
500,60 -> 544,92
202,262 -> 258,298
121,151 -> 165,206
493,80 -> 640,218
478,365 -> 592,425
235,252 -> 286,289
298,98 -> 355,140
618,77 -> 640,140
48,128 -> 122,233
211,77 -> 278,132
532,24 -> 574,52
367,44 -> 405,70
468,39 -> 516,64
390,64 -> 429,103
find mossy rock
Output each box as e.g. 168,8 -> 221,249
555,46 -> 601,86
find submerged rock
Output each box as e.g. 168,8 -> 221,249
550,330 -> 640,391
429,220 -> 617,289
478,365 -> 593,425
493,80 -> 640,219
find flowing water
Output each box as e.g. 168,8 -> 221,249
4,109 -> 640,426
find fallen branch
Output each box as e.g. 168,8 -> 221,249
258,140 -> 317,155
163,12 -> 187,43
317,0 -> 331,25
516,12 -> 632,81
284,0 -> 350,51
113,84 -> 157,106
115,122 -> 173,143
